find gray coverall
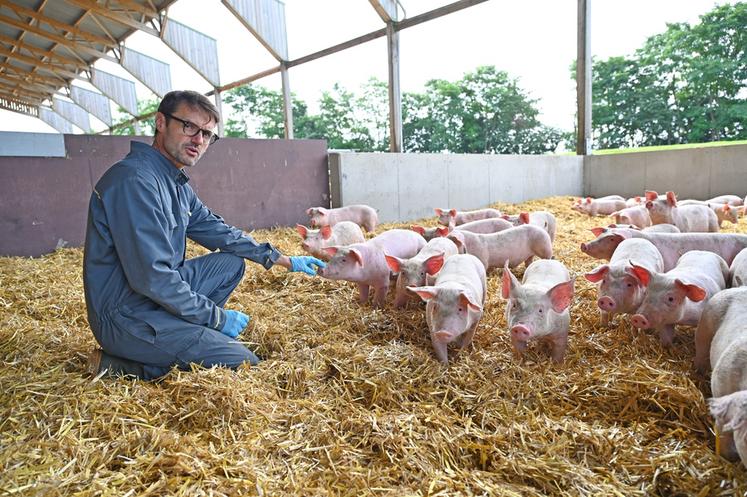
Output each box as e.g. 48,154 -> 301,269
83,141 -> 280,380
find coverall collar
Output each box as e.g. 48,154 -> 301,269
131,140 -> 190,185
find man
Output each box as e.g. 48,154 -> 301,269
83,90 -> 325,380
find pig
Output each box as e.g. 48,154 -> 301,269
318,229 -> 425,308
643,190 -> 719,232
708,195 -> 743,206
502,259 -> 574,363
729,248 -> 747,287
584,238 -> 664,327
447,224 -> 552,272
385,237 -> 459,308
296,221 -> 365,260
502,211 -> 557,242
610,205 -> 651,228
455,217 -> 514,234
307,204 -> 378,233
629,250 -> 729,347
571,196 -> 627,216
692,287 -> 747,463
626,196 -> 643,207
410,224 -> 450,241
434,208 -> 502,229
710,203 -> 739,227
580,227 -> 747,271
607,223 -> 681,233
408,254 -> 487,364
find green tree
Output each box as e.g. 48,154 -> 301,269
111,97 -> 158,136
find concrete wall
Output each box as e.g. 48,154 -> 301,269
0,131 -> 66,157
586,144 -> 747,199
329,152 -> 584,222
0,134 -> 328,257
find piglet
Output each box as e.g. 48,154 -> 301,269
318,229 -> 425,308
729,248 -> 747,287
447,224 -> 552,272
408,254 -> 487,364
710,203 -> 739,227
606,223 -> 680,233
455,217 -> 513,234
307,204 -> 378,233
502,211 -> 557,242
644,190 -> 719,232
626,196 -> 643,207
708,194 -> 743,206
584,238 -> 664,327
629,250 -> 729,346
410,225 -> 450,241
571,196 -> 626,216
691,287 -> 747,464
385,237 -> 459,308
610,205 -> 651,228
296,221 -> 365,261
502,259 -> 574,363
435,207 -> 502,229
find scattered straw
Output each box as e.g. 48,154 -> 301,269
1,196 -> 745,496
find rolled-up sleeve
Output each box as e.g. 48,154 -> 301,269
101,172 -> 226,329
185,188 -> 281,270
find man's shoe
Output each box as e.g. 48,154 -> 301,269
87,348 -> 103,377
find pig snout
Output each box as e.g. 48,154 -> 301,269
630,314 -> 650,329
511,324 -> 532,341
301,242 -> 310,251
597,296 -> 616,312
580,242 -> 589,254
645,201 -> 654,210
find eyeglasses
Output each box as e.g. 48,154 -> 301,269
164,113 -> 219,145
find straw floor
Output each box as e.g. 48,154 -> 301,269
1,196 -> 746,496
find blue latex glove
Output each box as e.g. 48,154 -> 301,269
220,310 -> 250,338
289,255 -> 326,276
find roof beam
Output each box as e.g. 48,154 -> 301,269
113,0 -> 160,19
2,2 -> 117,48
0,32 -> 88,70
63,0 -> 160,36
0,61 -> 69,86
0,46 -> 82,80
0,72 -> 60,94
0,84 -> 49,102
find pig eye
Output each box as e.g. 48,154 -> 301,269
668,296 -> 674,303
538,308 -> 543,314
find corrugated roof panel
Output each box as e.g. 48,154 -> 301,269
38,106 -> 73,133
70,86 -> 112,126
161,18 -> 220,87
121,46 -> 172,98
91,68 -> 138,116
53,98 -> 91,132
224,0 -> 288,60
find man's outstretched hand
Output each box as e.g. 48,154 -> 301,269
220,310 -> 250,338
289,256 -> 326,276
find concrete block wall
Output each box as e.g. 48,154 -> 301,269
329,152 -> 584,223
586,144 -> 747,199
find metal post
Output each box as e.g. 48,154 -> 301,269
386,22 -> 403,152
281,63 -> 294,139
576,0 -> 592,155
213,89 -> 224,137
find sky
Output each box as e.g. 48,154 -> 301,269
0,0 -> 735,135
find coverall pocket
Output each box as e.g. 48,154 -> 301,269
111,305 -> 157,344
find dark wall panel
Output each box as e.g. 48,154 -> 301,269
0,135 -> 329,257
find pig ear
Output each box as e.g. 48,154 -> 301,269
410,225 -> 426,236
448,209 -> 456,216
635,196 -> 641,202
434,330 -> 456,343
436,226 -> 450,237
501,214 -> 510,220
384,254 -> 402,274
645,190 -> 658,201
724,204 -> 731,212
349,248 -> 364,266
628,261 -> 651,287
666,191 -> 677,206
459,292 -> 483,312
590,227 -> 607,237
305,208 -> 313,216
547,279 -> 574,313
709,394 -> 747,433
434,208 -> 443,216
501,262 -> 520,299
447,232 -> 464,249
320,225 -> 332,240
519,212 -> 530,225
323,246 -> 339,257
295,224 -> 308,238
584,265 -> 610,283
424,253 -> 445,275
674,279 -> 707,302
585,197 -> 592,204
407,286 -> 438,302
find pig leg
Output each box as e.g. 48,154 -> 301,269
548,331 -> 568,363
357,283 -> 370,304
717,431 -> 739,462
511,336 -> 528,359
372,283 -> 390,309
393,293 -> 409,309
600,310 -> 610,328
658,324 -> 676,347
457,322 -> 479,351
524,256 -> 534,268
693,310 -> 718,374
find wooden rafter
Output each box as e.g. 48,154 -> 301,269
0,84 -> 50,102
0,46 -> 81,80
0,60 -> 69,86
0,32 -> 88,70
113,0 -> 160,19
2,2 -> 116,47
63,0 -> 160,36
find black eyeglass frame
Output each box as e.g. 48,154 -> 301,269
163,112 -> 220,145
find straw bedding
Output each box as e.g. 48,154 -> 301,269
1,196 -> 745,496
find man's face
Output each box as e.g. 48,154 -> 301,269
153,103 -> 216,168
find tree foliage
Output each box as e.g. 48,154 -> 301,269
111,97 -> 158,136
590,2 -> 747,149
